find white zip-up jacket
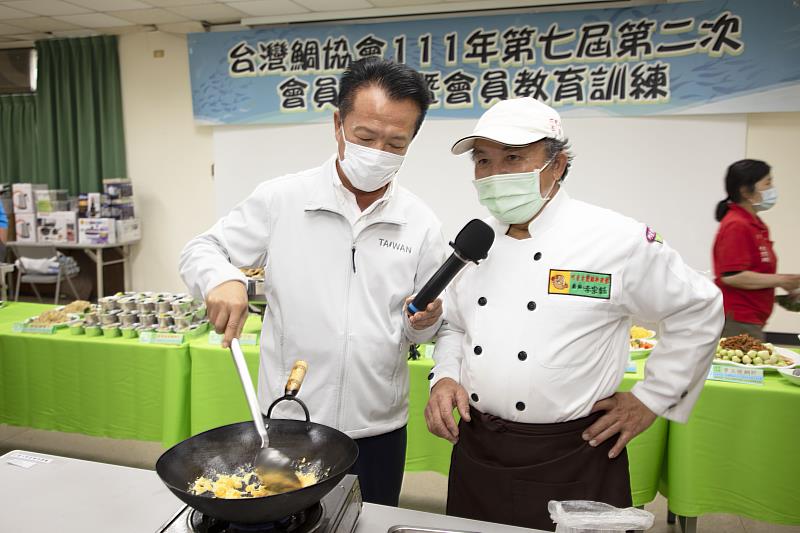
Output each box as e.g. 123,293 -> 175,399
180,156 -> 446,438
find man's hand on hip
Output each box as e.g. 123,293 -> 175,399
405,296 -> 443,330
206,280 -> 248,349
583,391 -> 657,459
425,377 -> 471,444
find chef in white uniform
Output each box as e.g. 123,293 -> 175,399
424,97 -> 724,530
181,58 -> 445,507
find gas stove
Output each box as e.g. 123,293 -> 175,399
157,475 -> 362,533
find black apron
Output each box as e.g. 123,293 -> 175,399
447,409 -> 632,532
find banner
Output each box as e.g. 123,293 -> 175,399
187,0 -> 800,125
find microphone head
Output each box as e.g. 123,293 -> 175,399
452,219 -> 495,263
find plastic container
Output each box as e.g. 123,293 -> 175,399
85,325 -> 102,337
548,501 -> 654,533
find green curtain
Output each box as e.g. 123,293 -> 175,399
36,35 -> 127,193
0,94 -> 38,182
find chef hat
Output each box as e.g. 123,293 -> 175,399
451,97 -> 565,155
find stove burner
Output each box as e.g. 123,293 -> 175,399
187,503 -> 323,533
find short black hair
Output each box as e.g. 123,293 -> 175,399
337,57 -> 431,136
715,159 -> 771,221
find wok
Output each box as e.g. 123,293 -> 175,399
156,364 -> 358,524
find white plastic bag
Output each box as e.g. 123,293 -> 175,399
548,500 -> 654,532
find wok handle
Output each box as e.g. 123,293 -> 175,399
229,338 -> 268,447
285,360 -> 307,396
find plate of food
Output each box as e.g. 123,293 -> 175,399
778,367 -> 800,386
630,338 -> 657,359
713,334 -> 797,371
630,325 -> 656,340
25,307 -> 80,329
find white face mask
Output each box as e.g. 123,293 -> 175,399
337,126 -> 405,192
753,187 -> 777,212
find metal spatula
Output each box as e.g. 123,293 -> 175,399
229,338 -> 306,486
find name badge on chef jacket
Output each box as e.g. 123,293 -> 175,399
548,270 -> 612,300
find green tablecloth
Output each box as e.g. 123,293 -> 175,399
661,364 -> 800,524
0,302 -> 50,325
0,303 -> 191,448
188,316 -> 262,436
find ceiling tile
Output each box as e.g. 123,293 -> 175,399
0,21 -> 27,33
168,3 -> 245,23
225,0 -> 308,17
155,19 -> 203,33
0,4 -> 34,18
54,13 -> 134,27
67,0 -> 151,10
4,0 -> 91,16
137,0 -> 213,6
291,0 -> 373,10
113,7 -> 186,24
9,15 -> 79,30
365,0 -> 436,6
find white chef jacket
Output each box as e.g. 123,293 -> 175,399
180,155 -> 446,438
430,189 -> 724,424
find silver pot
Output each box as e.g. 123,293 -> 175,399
171,299 -> 192,315
137,299 -> 156,315
83,312 -> 99,326
173,313 -> 194,329
157,313 -> 173,329
118,312 -> 138,327
100,312 -> 119,325
118,298 -> 138,313
139,313 -> 156,327
98,296 -> 119,312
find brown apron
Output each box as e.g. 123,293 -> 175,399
446,409 -> 632,532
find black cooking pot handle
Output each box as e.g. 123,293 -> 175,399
265,360 -> 310,421
266,396 -> 310,421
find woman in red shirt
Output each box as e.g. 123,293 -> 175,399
713,159 -> 800,339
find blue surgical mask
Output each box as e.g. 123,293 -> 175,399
754,187 -> 777,212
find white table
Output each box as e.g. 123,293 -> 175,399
7,239 -> 139,298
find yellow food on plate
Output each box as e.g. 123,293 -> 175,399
30,308 -> 69,326
64,300 -> 92,314
630,326 -> 653,339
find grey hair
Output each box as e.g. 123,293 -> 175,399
544,137 -> 573,182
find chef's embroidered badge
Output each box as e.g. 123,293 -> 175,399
549,270 -> 611,299
645,226 -> 663,244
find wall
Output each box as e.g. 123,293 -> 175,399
118,31 -> 215,293
747,112 -> 800,333
118,33 -> 799,333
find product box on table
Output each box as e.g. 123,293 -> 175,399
115,218 -> 141,241
79,217 -> 117,245
37,211 -> 77,243
12,183 -> 46,214
14,213 -> 36,242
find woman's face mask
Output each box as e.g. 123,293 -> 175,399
753,186 -> 778,212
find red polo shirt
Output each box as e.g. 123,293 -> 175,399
713,203 -> 777,325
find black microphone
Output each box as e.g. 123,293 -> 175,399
408,219 -> 495,314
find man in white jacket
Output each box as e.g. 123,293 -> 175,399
180,58 -> 445,506
424,98 -> 724,530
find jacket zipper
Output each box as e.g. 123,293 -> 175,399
336,238 -> 356,428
